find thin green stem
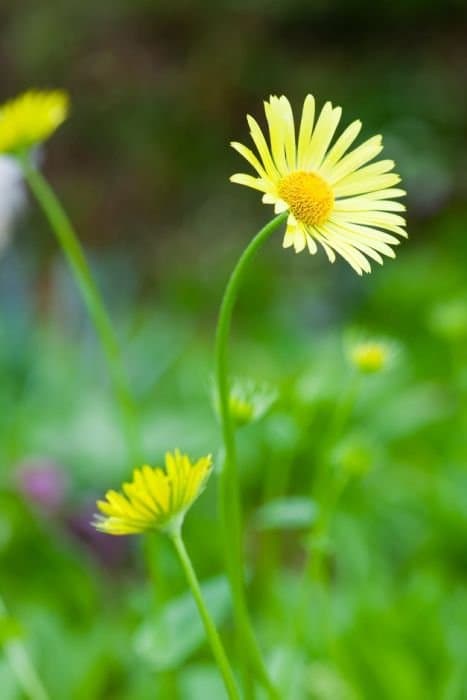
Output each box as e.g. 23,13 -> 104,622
20,155 -> 138,463
215,212 -> 287,699
0,596 -> 49,700
170,532 -> 240,700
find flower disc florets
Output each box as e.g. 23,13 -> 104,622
278,171 -> 334,227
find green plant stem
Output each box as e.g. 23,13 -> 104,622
170,532 -> 240,700
20,155 -> 138,463
0,596 -> 49,700
215,212 -> 287,699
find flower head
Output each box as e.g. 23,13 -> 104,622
227,378 -> 278,427
349,340 -> 393,373
93,450 -> 212,536
231,94 -> 407,274
0,90 -> 69,155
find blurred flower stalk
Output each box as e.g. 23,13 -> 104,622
0,91 -> 138,464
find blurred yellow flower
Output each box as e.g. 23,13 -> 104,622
350,341 -> 390,373
228,378 -> 277,427
94,450 -> 212,535
231,94 -> 407,275
0,90 -> 69,155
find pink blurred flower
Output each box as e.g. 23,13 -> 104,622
15,457 -> 68,513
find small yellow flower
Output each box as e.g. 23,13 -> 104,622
94,450 -> 212,535
231,94 -> 407,275
350,341 -> 390,373
0,90 -> 69,155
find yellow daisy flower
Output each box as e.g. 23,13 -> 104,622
231,94 -> 407,275
0,90 -> 69,155
94,450 -> 212,535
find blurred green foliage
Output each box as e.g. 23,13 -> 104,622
0,0 -> 467,698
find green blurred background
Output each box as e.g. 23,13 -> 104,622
0,1 -> 466,698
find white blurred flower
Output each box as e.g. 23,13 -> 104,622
0,155 -> 25,253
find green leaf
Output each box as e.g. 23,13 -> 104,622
133,575 -> 231,671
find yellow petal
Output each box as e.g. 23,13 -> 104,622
297,94 -> 316,168
305,102 -> 342,170
327,135 -> 383,184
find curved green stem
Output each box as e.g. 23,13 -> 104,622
170,532 -> 240,700
20,155 -> 138,463
215,212 -> 287,699
0,596 -> 49,700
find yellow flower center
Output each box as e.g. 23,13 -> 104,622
278,170 -> 334,227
